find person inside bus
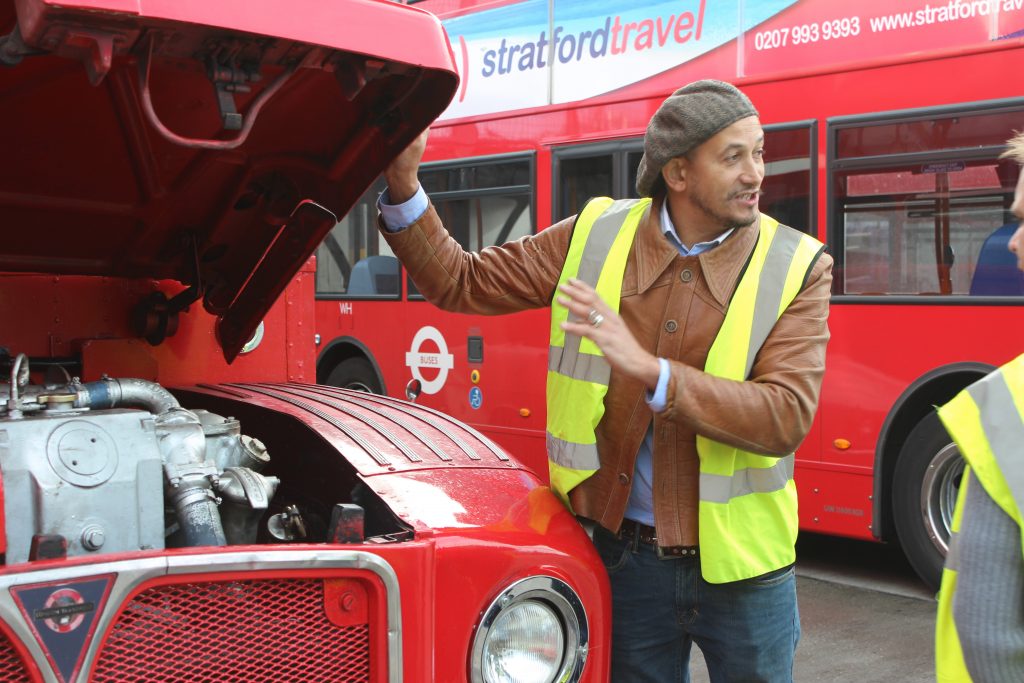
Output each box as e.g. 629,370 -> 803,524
377,79 -> 832,683
935,131 -> 1024,683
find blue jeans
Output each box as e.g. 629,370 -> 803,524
593,525 -> 800,683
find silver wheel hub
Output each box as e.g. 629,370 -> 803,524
919,442 -> 964,556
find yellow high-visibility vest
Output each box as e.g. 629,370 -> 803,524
935,353 -> 1024,682
547,197 -> 824,583
695,212 -> 823,583
547,197 -> 646,506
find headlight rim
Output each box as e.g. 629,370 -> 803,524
469,575 -> 588,683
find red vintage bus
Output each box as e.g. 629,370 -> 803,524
314,0 -> 1024,590
0,0 -> 610,681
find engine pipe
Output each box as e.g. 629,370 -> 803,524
78,377 -> 179,414
78,378 -> 227,548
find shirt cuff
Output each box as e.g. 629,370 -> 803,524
378,185 -> 427,232
645,358 -> 670,413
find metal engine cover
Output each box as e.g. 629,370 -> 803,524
0,408 -> 164,563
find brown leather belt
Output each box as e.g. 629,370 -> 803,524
619,518 -> 698,558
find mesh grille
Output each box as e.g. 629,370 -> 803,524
0,631 -> 31,682
91,578 -> 372,683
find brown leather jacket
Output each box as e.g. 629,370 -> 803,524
381,198 -> 832,548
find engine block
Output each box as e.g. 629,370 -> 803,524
0,407 -> 165,563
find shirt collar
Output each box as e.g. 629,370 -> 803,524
659,200 -> 733,256
629,198 -> 758,307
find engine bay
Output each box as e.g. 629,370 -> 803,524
0,352 -> 414,565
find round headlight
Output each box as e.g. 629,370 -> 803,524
470,576 -> 588,683
239,321 -> 265,354
482,600 -> 564,682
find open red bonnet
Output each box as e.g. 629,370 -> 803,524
0,0 -> 458,360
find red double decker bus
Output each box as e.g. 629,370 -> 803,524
314,0 -> 1024,589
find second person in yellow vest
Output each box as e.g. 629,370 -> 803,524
935,130 -> 1024,683
378,79 -> 832,682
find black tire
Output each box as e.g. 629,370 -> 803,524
892,411 -> 966,591
325,357 -> 382,394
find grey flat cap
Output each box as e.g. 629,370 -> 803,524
635,80 -> 758,197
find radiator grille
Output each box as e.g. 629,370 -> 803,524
91,577 -> 371,682
0,630 -> 31,682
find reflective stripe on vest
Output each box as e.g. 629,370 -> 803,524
937,471 -> 966,683
935,354 -> 1024,681
547,197 -> 649,506
936,469 -> 971,683
697,215 -> 824,583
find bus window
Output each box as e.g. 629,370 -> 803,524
835,110 -> 1024,158
559,155 -> 613,217
410,154 -> 534,297
831,106 -> 1024,297
554,141 -> 642,221
762,124 -> 815,235
315,178 -> 401,298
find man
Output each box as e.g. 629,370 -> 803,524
935,131 -> 1024,683
379,80 -> 831,682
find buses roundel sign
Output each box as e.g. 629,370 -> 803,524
405,326 -> 455,395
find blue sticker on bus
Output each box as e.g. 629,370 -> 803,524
469,387 -> 483,409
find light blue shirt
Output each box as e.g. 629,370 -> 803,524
378,186 -> 428,232
379,186 -> 732,525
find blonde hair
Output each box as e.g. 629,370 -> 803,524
1000,131 -> 1024,164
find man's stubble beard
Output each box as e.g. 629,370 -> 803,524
689,185 -> 759,232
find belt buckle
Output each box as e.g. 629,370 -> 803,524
656,544 -> 698,561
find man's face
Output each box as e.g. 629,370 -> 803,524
681,116 -> 765,231
1008,170 -> 1024,271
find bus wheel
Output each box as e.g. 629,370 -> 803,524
325,357 -> 382,393
892,412 -> 965,592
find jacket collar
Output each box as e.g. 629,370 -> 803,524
634,196 -> 759,307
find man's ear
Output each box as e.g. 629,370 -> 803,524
662,157 -> 687,192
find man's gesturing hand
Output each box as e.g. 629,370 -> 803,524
557,278 -> 661,391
